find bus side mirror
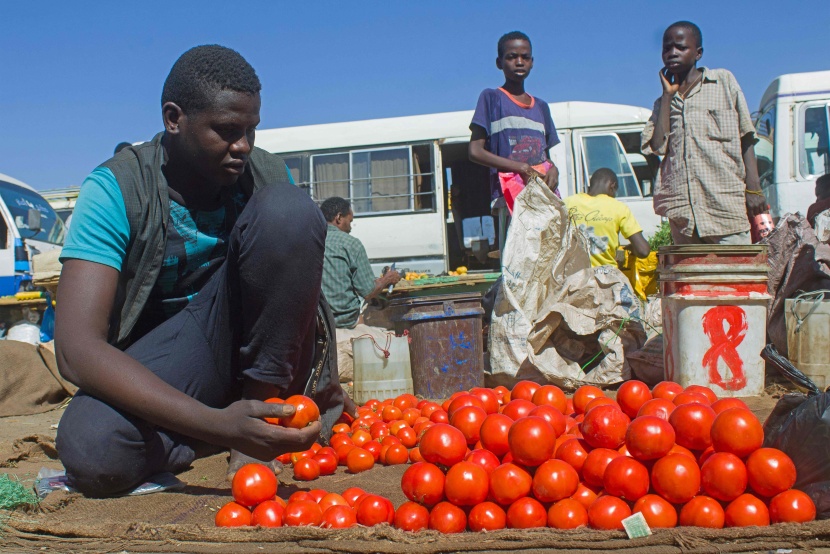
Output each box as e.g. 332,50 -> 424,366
27,208 -> 42,233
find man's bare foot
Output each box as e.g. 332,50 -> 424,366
226,449 -> 284,482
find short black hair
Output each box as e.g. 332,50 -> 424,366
498,31 -> 532,58
666,21 -> 703,48
114,142 -> 132,155
320,197 -> 351,222
818,174 -> 830,196
161,45 -> 261,114
589,168 -> 618,190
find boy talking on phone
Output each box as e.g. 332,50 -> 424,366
642,21 -> 765,245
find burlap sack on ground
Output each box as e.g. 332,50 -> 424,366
0,341 -> 76,417
765,214 -> 830,357
334,324 -> 393,382
488,177 -> 645,390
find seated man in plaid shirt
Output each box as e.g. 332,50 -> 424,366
319,197 -> 401,382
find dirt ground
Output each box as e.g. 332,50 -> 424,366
3,391 -> 830,554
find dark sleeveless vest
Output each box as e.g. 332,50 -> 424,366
101,132 -> 290,349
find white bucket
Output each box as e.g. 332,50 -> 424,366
659,245 -> 770,397
785,297 -> 830,390
351,334 -> 414,405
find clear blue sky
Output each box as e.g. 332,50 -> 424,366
2,0 -> 828,190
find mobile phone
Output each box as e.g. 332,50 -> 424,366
662,68 -> 675,84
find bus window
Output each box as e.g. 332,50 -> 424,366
755,105 -> 775,189
311,153 -> 350,200
801,105 -> 830,178
618,131 -> 659,197
352,147 -> 411,213
581,134 -> 642,197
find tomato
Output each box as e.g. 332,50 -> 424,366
465,501 -> 506,532
637,398 -> 676,421
545,497 -> 588,529
679,496 -> 725,528
401,462 -> 446,507
556,437 -> 593,476
684,385 -> 717,404
632,494 -> 678,528
700,452 -> 747,501
616,380 -> 653,419
380,404 -> 402,423
335,444 -> 355,465
329,432 -> 353,450
346,447 -> 375,473
288,491 -> 314,503
293,458 -> 321,481
625,415 -> 675,461
652,381 -> 683,401
571,482 -> 599,510
450,405 -> 488,445
383,443 -> 410,465
395,426 -> 418,448
697,445 -> 716,466
430,409 -> 449,424
321,505 -> 357,529
511,380 -> 542,402
584,396 -> 620,414
745,448 -> 797,498
420,402 -> 442,419
381,435 -> 402,447
489,463 -> 533,505
528,405 -> 567,437
231,463 -> 277,507
651,453 -> 701,504
501,399 -> 536,420
673,391 -> 711,406
429,501 -> 467,533
263,397 -> 285,425
419,424 -> 467,467
393,393 -> 419,411
369,421 -> 389,439
283,499 -> 324,527
402,407 -> 422,426
442,392 -> 467,412
769,489 -> 817,523
669,403 -> 716,450
409,447 -> 425,463
479,413 -> 513,457
465,387 -> 498,414
447,394 -> 484,418
508,416 -> 556,467
603,456 -> 650,501
313,452 -> 338,476
279,395 -> 320,429
341,487 -> 366,507
710,408 -> 764,458
669,443 -> 697,460
444,461 -> 489,506
531,459 -> 579,502
394,501 -> 430,531
356,494 -> 395,527
318,492 -> 348,513
573,385 -> 605,414
587,496 -> 632,530
465,448 -> 501,474
580,404 -> 630,449
250,500 -> 284,527
710,397 -> 749,415
582,448 -> 622,487
215,501 -> 252,527
351,429 -> 372,447
506,497 -> 547,529
724,493 -> 770,527
531,384 -> 568,413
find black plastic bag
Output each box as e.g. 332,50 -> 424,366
761,343 -> 822,395
763,391 -> 830,518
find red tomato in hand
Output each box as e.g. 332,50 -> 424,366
468,501 -> 507,532
489,463 -> 533,505
508,416 -> 556,467
511,380 -> 541,402
393,501 -> 430,532
479,413 -> 513,457
580,404 -> 630,449
573,385 -> 604,415
215,501 -> 252,527
250,500 -> 284,527
531,384 -> 568,413
444,461 -> 489,506
625,415 -> 675,460
669,403 -> 716,450
588,496 -> 631,530
506,497 -> 547,529
710,408 -> 764,458
616,380 -> 653,419
283,499 -> 324,527
231,463 -> 277,507
679,496 -> 725,528
652,381 -> 683,401
429,501 -> 467,533
603,456 -> 650,501
419,424 -> 467,467
401,462 -> 445,507
769,489 -> 817,523
450,405 -> 487,445
651,453 -> 701,504
531,459 -> 580,503
745,448 -> 797,498
632,494 -> 678,528
700,452 -> 748,501
547,497 -> 589,529
637,398 -> 676,421
725,493 -> 770,527
279,395 -> 320,428
582,448 -> 622,488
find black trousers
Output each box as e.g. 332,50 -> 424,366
56,183 -> 327,497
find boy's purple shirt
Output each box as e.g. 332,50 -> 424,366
471,88 -> 560,200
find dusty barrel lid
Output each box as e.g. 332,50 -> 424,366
657,244 -> 769,276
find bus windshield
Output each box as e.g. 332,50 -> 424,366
0,180 -> 66,245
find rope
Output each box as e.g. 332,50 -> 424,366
790,289 -> 830,334
356,332 -> 393,359
580,316 -> 632,373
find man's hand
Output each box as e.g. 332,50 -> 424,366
543,163 -> 560,192
518,163 -> 542,182
659,69 -> 680,97
745,191 -> 768,218
342,391 -> 358,420
382,269 -> 402,287
213,399 -> 321,464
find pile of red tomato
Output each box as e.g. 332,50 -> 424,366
216,382 -> 817,533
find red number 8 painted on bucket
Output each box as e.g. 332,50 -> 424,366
701,305 -> 747,391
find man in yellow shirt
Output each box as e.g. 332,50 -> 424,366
565,168 -> 651,267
